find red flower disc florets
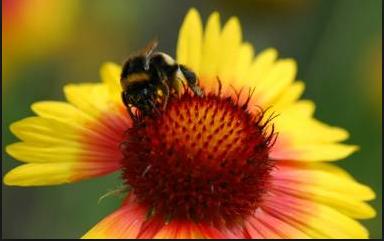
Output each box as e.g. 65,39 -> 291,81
121,93 -> 276,225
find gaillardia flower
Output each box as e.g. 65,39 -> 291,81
4,9 -> 376,239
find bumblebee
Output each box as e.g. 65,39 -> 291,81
120,40 -> 203,120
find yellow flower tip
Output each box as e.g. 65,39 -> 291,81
63,84 -> 74,95
361,184 -> 377,201
350,145 -> 360,153
3,165 -> 33,187
257,47 -> 279,63
181,8 -> 202,32
185,7 -> 201,20
100,62 -> 122,95
360,226 -> 369,239
100,62 -> 121,76
224,16 -> 242,35
9,123 -> 18,136
9,119 -> 26,137
295,80 -> 305,89
5,143 -> 19,161
365,205 -> 377,219
334,145 -> 359,161
306,101 -> 316,115
30,101 -> 53,114
205,11 -> 221,32
3,169 -> 24,187
209,11 -> 220,20
283,58 -> 298,74
333,127 -> 350,140
177,7 -> 203,72
3,171 -> 16,186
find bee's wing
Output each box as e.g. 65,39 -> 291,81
123,39 -> 159,60
122,39 -> 159,74
141,38 -> 159,57
141,39 -> 159,70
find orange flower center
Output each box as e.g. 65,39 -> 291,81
121,93 -> 276,225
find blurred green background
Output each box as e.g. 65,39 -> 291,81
2,0 -> 382,238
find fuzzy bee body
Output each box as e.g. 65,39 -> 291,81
120,41 -> 202,120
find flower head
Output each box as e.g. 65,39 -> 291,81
4,8 -> 376,239
121,92 -> 275,225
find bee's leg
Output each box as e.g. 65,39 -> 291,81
156,67 -> 170,110
127,106 -> 138,123
159,81 -> 169,110
179,65 -> 204,97
122,92 -> 138,122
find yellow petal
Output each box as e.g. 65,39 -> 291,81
271,141 -> 358,161
176,8 -> 203,74
63,84 -> 131,134
254,59 -> 297,107
264,192 -> 370,238
9,115 -> 115,147
217,17 -> 242,82
100,62 -> 122,101
293,119 -> 349,143
200,11 -> 221,80
246,48 -> 278,88
64,83 -> 123,118
276,118 -> 350,144
302,189 -> 375,219
10,117 -> 81,144
304,203 -> 369,238
276,100 -> 316,118
6,142 -> 120,164
269,101 -> 351,156
4,163 -> 72,186
32,101 -> 128,142
272,168 -> 376,219
6,142 -> 82,163
303,162 -> 354,179
6,99 -> 127,187
3,162 -> 119,186
32,101 -> 92,123
274,165 -> 376,200
272,81 -> 305,111
232,42 -> 254,87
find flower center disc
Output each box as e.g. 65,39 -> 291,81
121,93 -> 274,225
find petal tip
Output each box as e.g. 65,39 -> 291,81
258,48 -> 279,61
186,7 -> 200,16
3,172 -> 13,186
227,16 -> 241,27
9,121 -> 24,137
209,11 -> 220,19
350,145 -> 360,153
5,143 -> 16,158
3,168 -> 22,186
100,62 -> 121,76
184,8 -> 201,24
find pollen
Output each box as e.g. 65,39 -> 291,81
121,93 -> 276,226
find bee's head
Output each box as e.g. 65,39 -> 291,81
122,83 -> 157,111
